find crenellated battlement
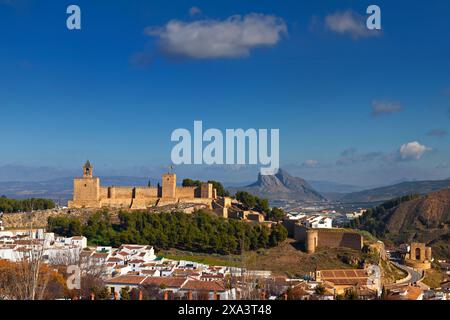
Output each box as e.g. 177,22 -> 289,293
68,161 -> 216,209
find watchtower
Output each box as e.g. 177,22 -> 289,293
162,173 -> 176,198
70,160 -> 101,208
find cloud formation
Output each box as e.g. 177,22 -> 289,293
145,13 -> 287,59
398,141 -> 432,161
189,6 -> 202,17
427,129 -> 447,137
301,160 -> 319,168
325,10 -> 379,39
371,100 -> 403,117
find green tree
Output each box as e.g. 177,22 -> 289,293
267,207 -> 285,221
235,191 -> 256,209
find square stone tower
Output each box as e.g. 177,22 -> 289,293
70,160 -> 101,208
200,182 -> 213,199
162,173 -> 176,198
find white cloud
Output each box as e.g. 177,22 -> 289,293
302,160 -> 319,168
145,13 -> 287,59
399,141 -> 432,161
189,6 -> 202,17
325,10 -> 379,39
371,100 -> 403,117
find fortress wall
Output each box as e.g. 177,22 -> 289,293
135,187 -> 158,198
294,224 -> 308,242
317,230 -> 363,251
110,186 -> 134,199
176,186 -> 197,198
100,198 -> 133,209
294,224 -> 363,252
130,198 -> 159,209
282,220 -> 297,237
68,200 -> 102,208
178,198 -> 213,206
99,187 -> 108,199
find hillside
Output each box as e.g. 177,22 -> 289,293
353,188 -> 450,259
229,169 -> 326,202
339,178 -> 450,204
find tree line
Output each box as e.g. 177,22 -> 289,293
182,178 -> 230,197
234,191 -> 285,221
348,194 -> 420,238
0,196 -> 56,213
47,210 -> 287,255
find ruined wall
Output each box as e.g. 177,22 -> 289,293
282,220 -> 297,238
294,224 -> 308,242
294,224 -> 363,253
317,230 -> 363,251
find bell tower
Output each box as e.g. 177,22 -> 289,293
69,160 -> 100,208
83,160 -> 93,178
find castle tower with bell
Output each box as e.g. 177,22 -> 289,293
68,160 -> 101,208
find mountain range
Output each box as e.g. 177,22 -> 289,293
338,178 -> 450,203
1,170 -> 450,206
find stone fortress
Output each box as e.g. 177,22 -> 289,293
282,220 -> 364,254
69,161 -> 221,210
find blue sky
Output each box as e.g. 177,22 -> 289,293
0,0 -> 449,185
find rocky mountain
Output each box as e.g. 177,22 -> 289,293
229,169 -> 326,202
339,178 -> 450,204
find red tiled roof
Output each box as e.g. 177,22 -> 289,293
182,280 -> 226,292
143,277 -> 187,288
105,275 -> 146,285
129,259 -> 145,264
318,269 -> 368,286
107,257 -> 123,262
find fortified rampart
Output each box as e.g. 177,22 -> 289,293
294,224 -> 363,254
68,161 -> 216,210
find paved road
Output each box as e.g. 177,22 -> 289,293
390,259 -> 424,285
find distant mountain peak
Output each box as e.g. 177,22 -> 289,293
239,168 -> 326,202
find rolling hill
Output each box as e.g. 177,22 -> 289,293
339,178 -> 450,204
355,187 -> 450,259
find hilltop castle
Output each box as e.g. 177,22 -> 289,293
68,161 -> 219,210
